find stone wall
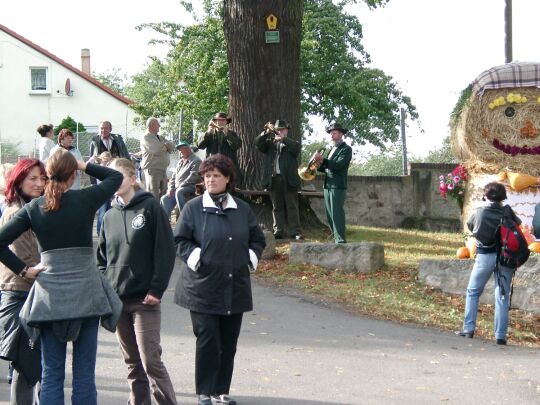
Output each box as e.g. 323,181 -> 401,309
418,257 -> 540,314
308,163 -> 462,231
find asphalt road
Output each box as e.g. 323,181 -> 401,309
0,260 -> 539,404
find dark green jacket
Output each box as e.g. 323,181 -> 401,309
317,142 -> 352,189
255,132 -> 301,190
97,191 -> 175,300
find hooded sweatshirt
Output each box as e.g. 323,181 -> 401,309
97,190 -> 175,299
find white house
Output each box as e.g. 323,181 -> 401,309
0,24 -> 143,157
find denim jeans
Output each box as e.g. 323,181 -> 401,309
40,317 -> 99,405
462,252 -> 513,340
160,185 -> 195,218
97,200 -> 112,235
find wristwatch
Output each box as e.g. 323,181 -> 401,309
19,266 -> 28,279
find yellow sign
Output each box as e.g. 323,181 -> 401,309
266,14 -> 278,30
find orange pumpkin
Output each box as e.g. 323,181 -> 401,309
529,242 -> 540,253
465,237 -> 477,258
456,246 -> 470,259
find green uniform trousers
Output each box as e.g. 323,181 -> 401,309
324,188 -> 347,243
269,174 -> 300,236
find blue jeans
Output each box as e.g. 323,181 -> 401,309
40,317 -> 99,405
160,185 -> 195,218
462,252 -> 513,340
97,200 -> 111,235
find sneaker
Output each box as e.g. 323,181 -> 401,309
455,330 -> 474,338
293,233 -> 304,240
211,394 -> 237,405
496,339 -> 507,345
198,395 -> 213,405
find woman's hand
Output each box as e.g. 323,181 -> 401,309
142,294 -> 161,305
77,160 -> 87,171
25,264 -> 47,280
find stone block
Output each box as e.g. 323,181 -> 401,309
289,242 -> 384,273
261,230 -> 276,260
418,257 -> 540,314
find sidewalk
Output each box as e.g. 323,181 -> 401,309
0,260 -> 539,404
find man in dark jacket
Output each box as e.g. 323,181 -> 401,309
197,112 -> 242,184
314,123 -> 352,243
255,119 -> 303,240
89,121 -> 131,184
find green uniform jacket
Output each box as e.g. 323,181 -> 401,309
317,142 -> 352,189
255,132 -> 301,190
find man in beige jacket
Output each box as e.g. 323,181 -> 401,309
141,117 -> 175,199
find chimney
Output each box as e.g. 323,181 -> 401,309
81,48 -> 91,75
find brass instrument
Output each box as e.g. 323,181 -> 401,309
298,148 -> 325,181
209,121 -> 227,132
263,122 -> 280,142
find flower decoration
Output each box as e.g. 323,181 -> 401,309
439,164 -> 468,210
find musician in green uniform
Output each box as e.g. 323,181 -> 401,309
314,123 -> 352,244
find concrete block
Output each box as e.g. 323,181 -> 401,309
418,257 -> 540,314
289,242 -> 384,273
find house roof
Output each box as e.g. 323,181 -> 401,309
0,24 -> 133,105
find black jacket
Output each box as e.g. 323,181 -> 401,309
467,203 -> 521,252
97,191 -> 176,299
255,132 -> 301,190
90,134 -> 131,160
174,193 -> 266,315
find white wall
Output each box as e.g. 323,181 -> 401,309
0,30 -> 144,156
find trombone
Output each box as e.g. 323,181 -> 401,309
298,148 -> 325,181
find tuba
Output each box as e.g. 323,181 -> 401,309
298,148 -> 325,181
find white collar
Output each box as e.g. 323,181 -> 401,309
202,191 -> 237,210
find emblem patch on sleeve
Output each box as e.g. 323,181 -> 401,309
131,214 -> 146,229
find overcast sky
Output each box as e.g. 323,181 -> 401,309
3,0 -> 540,157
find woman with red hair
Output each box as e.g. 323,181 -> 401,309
0,159 -> 47,404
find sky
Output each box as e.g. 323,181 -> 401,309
2,0 -> 540,157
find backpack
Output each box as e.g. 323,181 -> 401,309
497,205 -> 530,269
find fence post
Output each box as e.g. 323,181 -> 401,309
400,108 -> 408,175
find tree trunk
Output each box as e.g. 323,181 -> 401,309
223,0 -> 304,189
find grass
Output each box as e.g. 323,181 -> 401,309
254,225 -> 540,346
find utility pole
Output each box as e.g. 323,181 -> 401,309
505,0 -> 513,63
400,108 -> 408,175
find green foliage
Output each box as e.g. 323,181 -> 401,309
301,0 -> 416,147
0,138 -> 22,163
449,84 -> 473,130
130,0 -> 416,146
421,136 -> 457,163
54,116 -> 86,135
93,68 -> 129,95
350,144 -> 405,176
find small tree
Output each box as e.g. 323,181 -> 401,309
54,116 -> 86,135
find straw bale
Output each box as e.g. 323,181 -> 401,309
451,87 -> 540,176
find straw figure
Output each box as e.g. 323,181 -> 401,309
451,62 -> 540,228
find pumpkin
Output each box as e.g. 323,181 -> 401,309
456,246 -> 470,259
465,237 -> 477,258
529,242 -> 540,253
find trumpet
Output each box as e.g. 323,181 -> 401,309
298,148 -> 325,181
208,121 -> 227,132
263,122 -> 280,142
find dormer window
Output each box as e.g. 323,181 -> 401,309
30,67 -> 49,93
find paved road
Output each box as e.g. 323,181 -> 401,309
0,260 -> 539,404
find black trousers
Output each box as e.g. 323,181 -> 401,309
190,311 -> 243,395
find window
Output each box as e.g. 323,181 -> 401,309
30,67 -> 48,92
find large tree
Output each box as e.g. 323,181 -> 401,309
131,0 -> 416,188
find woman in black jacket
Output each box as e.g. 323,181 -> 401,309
457,182 -> 520,345
174,154 -> 266,405
97,158 -> 177,405
0,149 -> 123,405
